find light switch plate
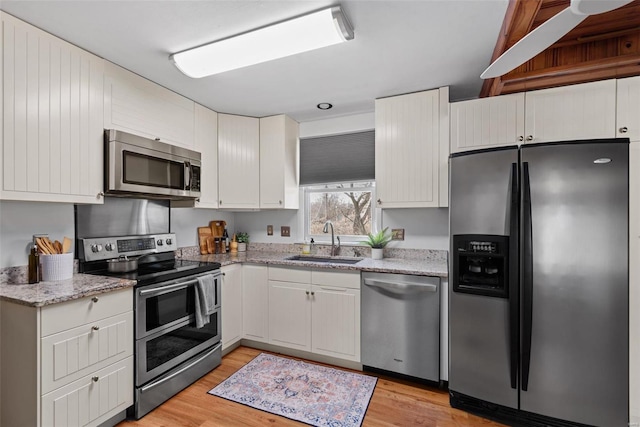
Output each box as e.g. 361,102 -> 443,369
267,225 -> 273,236
281,226 -> 291,237
391,228 -> 405,240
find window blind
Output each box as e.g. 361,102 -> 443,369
300,130 -> 375,185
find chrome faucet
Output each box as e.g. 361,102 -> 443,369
322,220 -> 340,256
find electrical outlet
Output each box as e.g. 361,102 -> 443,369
391,228 -> 405,240
281,226 -> 291,237
267,225 -> 273,236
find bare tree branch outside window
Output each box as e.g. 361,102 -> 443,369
307,183 -> 373,236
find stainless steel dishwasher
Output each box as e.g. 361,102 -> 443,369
361,272 -> 440,382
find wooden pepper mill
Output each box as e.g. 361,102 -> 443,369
229,234 -> 238,254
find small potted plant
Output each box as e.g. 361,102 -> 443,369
236,232 -> 249,252
362,227 -> 392,260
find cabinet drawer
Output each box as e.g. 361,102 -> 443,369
312,270 -> 360,289
269,266 -> 311,283
41,288 -> 132,336
41,311 -> 133,394
41,356 -> 133,427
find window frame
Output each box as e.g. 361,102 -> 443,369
302,180 -> 380,244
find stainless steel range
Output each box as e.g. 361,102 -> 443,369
76,198 -> 222,419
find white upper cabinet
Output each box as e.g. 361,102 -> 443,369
523,80 -> 616,143
1,12 -> 105,204
217,114 -> 260,209
617,76 -> 640,142
193,104 -> 218,208
103,62 -> 195,148
259,115 -> 299,209
375,87 -> 449,208
450,93 -> 525,153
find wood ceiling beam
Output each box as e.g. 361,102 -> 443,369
480,0 -> 544,98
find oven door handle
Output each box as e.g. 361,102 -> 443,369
140,343 -> 222,392
139,278 -> 199,297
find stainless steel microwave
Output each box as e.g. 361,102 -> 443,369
104,129 -> 201,200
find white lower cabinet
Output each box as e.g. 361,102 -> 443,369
269,280 -> 312,351
221,264 -> 243,350
267,266 -> 361,362
0,288 -> 133,427
242,264 -> 269,343
41,357 -> 133,427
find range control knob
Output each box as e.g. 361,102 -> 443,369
105,243 -> 114,251
157,239 -> 164,246
91,244 -> 103,253
165,238 -> 173,246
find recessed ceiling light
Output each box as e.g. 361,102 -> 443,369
317,103 -> 333,110
170,6 -> 354,78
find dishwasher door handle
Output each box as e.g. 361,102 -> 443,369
363,278 -> 437,294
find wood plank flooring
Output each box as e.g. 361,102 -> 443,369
118,346 -> 506,427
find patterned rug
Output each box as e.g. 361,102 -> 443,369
208,353 -> 377,427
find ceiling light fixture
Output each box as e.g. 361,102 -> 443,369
317,103 -> 333,110
170,6 -> 354,78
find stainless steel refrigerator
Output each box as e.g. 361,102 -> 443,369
448,139 -> 629,426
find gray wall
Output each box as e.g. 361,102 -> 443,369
170,208 -> 235,247
0,200 -> 236,268
0,201 -> 75,268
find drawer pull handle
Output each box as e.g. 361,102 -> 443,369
91,297 -> 99,303
526,135 -> 534,141
91,326 -> 100,331
92,376 -> 99,382
518,136 -> 524,142
620,126 -> 628,133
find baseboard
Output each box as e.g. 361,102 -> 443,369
240,339 -> 363,371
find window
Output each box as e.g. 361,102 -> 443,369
304,181 -> 377,242
300,130 -> 377,243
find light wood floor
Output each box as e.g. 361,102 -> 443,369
118,346 -> 506,427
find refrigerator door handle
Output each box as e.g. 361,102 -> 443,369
508,162 -> 519,390
522,161 -> 533,391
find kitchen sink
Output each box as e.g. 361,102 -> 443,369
284,255 -> 363,265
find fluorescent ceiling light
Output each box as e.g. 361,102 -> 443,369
170,6 -> 354,78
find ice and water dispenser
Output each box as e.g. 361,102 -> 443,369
452,235 -> 509,298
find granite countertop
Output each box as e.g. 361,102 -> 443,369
0,272 -> 136,307
0,246 -> 447,307
181,250 -> 449,278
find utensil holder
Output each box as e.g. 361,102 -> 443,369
40,252 -> 73,281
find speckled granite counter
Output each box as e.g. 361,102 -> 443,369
0,271 -> 136,307
180,249 -> 449,278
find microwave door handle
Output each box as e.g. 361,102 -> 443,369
184,161 -> 191,190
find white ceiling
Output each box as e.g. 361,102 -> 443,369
0,0 -> 509,122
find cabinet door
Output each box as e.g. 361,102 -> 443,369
242,264 -> 269,343
375,89 -> 441,208
218,114 -> 260,209
617,76 -> 640,142
450,93 -> 525,153
41,356 -> 133,427
260,115 -> 299,209
103,62 -> 195,148
524,80 -> 616,143
311,285 -> 360,362
41,311 -> 133,394
194,104 -> 219,208
221,264 -> 243,350
1,12 -> 104,204
268,280 -> 311,351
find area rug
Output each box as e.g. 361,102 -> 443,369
208,353 -> 377,427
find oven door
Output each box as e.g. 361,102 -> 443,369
135,272 -> 221,386
135,309 -> 220,386
136,272 -> 221,340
